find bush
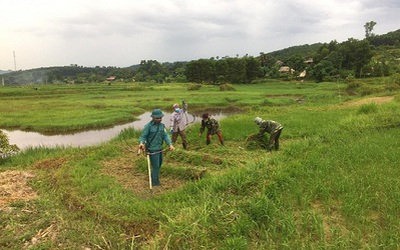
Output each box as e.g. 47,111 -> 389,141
384,84 -> 400,91
346,79 -> 365,89
187,83 -> 202,91
219,83 -> 236,91
0,131 -> 20,159
385,73 -> 400,85
359,85 -> 384,96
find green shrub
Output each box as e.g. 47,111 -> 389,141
384,84 -> 400,91
345,74 -> 356,84
385,73 -> 400,85
0,131 -> 20,158
359,85 -> 384,96
346,80 -> 365,89
384,73 -> 400,91
219,83 -> 236,91
187,83 -> 202,91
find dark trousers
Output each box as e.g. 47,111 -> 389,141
172,128 -> 187,149
149,150 -> 163,186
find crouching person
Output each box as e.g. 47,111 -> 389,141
198,113 -> 224,146
254,117 -> 283,152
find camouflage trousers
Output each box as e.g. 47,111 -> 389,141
267,128 -> 283,152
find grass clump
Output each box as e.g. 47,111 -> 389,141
244,133 -> 268,150
219,83 -> 236,91
357,103 -> 379,114
187,83 -> 202,91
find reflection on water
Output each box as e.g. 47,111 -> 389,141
2,112 -> 227,150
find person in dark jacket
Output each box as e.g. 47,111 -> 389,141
198,113 -> 224,146
139,109 -> 174,186
254,117 -> 283,152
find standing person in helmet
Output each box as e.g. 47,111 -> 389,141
254,117 -> 283,152
139,109 -> 175,187
198,113 -> 224,146
169,100 -> 189,150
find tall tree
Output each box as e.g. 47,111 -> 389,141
224,58 -> 246,84
136,60 -> 166,82
244,56 -> 262,83
340,38 -> 373,77
364,21 -> 377,38
185,59 -> 216,83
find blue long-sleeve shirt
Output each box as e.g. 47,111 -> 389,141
139,121 -> 172,151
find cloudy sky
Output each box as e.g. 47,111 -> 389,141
1,0 -> 399,70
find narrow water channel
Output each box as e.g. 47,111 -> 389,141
2,112 -> 227,150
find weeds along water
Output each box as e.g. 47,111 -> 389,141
0,80 -> 400,249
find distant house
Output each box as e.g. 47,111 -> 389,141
279,66 -> 295,74
106,76 -> 116,81
299,70 -> 306,78
304,58 -> 314,64
278,66 -> 290,73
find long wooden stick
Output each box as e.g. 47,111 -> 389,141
146,150 -> 153,190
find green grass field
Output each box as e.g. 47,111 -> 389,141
1,79 -> 399,249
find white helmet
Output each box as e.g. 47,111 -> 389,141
254,117 -> 262,125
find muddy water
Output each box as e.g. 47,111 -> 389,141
2,112 -> 227,150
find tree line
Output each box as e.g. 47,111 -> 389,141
2,26 -> 399,85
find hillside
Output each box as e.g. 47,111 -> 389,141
1,29 -> 399,85
266,43 -> 323,58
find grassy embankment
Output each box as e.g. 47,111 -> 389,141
0,79 -> 399,249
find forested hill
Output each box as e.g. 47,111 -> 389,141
266,29 -> 400,58
266,43 -> 323,59
1,29 -> 399,85
367,29 -> 400,47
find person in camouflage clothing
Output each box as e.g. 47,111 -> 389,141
198,113 -> 224,146
254,117 -> 283,152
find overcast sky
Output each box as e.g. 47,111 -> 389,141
1,0 -> 399,70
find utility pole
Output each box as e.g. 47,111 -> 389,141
13,51 -> 17,71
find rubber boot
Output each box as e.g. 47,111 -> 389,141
206,140 -> 210,145
220,140 -> 224,146
183,142 -> 188,150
